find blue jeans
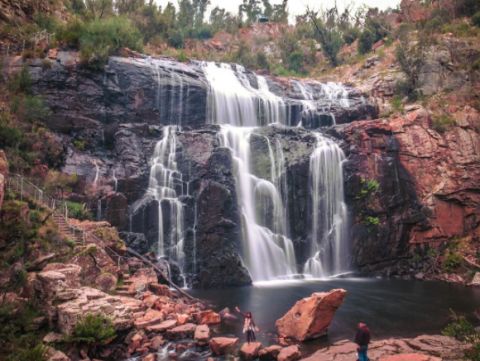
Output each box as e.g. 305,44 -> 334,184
358,345 -> 369,361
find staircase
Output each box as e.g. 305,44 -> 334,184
115,272 -> 136,297
52,213 -> 84,244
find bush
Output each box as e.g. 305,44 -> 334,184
79,17 -> 143,68
443,251 -> 463,272
9,344 -> 47,361
0,121 -> 23,148
167,29 -> 185,48
66,201 -> 92,220
8,67 -> 32,94
442,311 -> 476,341
343,27 -> 360,45
70,314 -> 116,345
432,114 -> 456,133
256,51 -> 270,71
56,18 -> 85,48
356,178 -> 380,199
287,51 -> 305,73
22,96 -> 51,123
473,12 -> 480,27
391,95 -> 404,113
358,29 -> 375,54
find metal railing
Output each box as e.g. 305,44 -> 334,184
6,173 -> 87,244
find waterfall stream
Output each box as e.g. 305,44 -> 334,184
304,134 -> 349,277
145,126 -> 185,269
219,126 -> 296,281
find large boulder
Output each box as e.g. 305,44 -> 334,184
276,289 -> 346,341
209,337 -> 239,356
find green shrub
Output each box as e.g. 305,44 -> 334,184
391,95 -> 404,113
56,18 -> 85,48
432,114 -> 456,133
364,216 -> 380,227
9,344 -> 47,361
358,29 -> 375,54
167,29 -> 185,48
21,96 -> 51,123
466,342 -> 480,361
287,51 -> 305,73
473,12 -> 480,27
256,51 -> 270,71
175,50 -> 188,63
443,251 -> 463,272
79,17 -> 143,68
8,67 -> 32,94
73,138 -> 86,151
442,311 -> 476,341
66,201 -> 92,220
70,314 -> 116,345
343,27 -> 360,45
0,121 -> 23,148
356,178 -> 380,199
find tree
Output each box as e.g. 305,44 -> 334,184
177,0 -> 195,30
239,0 -> 262,24
307,9 -> 343,66
193,0 -> 210,28
272,0 -> 289,23
116,0 -> 145,14
84,0 -> 114,19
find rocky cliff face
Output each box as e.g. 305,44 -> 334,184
341,105 -> 480,274
8,49 -> 478,286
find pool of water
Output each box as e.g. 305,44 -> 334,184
190,278 -> 480,353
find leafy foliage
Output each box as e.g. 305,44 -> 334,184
66,201 -> 92,220
70,314 -> 116,345
432,114 -> 456,133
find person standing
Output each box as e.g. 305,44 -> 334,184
355,322 -> 371,361
235,306 -> 258,343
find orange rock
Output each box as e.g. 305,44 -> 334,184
276,289 -> 346,341
259,345 -> 282,360
194,310 -> 221,325
146,319 -> 177,333
166,323 -> 197,340
240,342 -> 262,360
194,324 -> 211,345
149,335 -> 164,350
150,283 -> 172,297
176,313 -> 190,325
134,309 -> 165,329
209,337 -> 239,356
128,268 -> 158,294
278,345 -> 301,361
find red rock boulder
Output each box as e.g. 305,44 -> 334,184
259,345 -> 282,360
278,345 -> 301,361
276,289 -> 346,341
209,337 -> 239,356
240,342 -> 262,360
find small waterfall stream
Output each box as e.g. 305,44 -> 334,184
304,134 -> 348,277
219,126 -> 296,281
145,126 -> 185,272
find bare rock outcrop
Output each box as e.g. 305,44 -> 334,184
276,289 -> 346,341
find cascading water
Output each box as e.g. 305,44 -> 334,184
202,62 -> 288,126
303,133 -> 349,277
219,126 -> 296,281
145,126 -> 185,265
201,61 -> 297,281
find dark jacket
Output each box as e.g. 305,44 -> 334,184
355,325 -> 371,346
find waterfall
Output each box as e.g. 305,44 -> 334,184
304,133 -> 348,277
219,126 -> 296,281
146,126 -> 185,266
202,62 -> 288,126
293,81 -> 351,126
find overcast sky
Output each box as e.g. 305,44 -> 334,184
155,0 -> 401,22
